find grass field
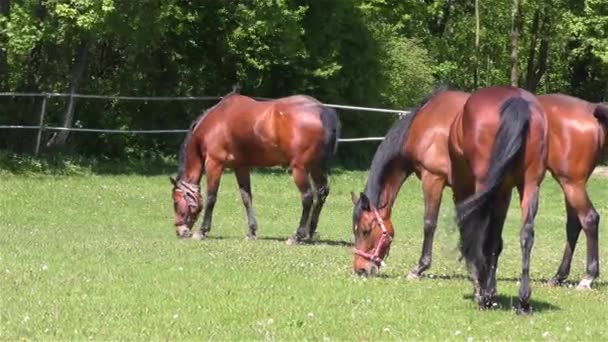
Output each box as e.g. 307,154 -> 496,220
1,163 -> 607,340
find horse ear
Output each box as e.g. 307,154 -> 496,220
350,191 -> 359,205
169,177 -> 177,186
359,192 -> 370,211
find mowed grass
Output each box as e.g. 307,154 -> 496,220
1,167 -> 607,341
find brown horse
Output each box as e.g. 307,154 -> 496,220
351,89 -> 470,276
353,91 -> 607,291
539,94 -> 607,289
171,91 -> 340,244
352,86 -> 548,313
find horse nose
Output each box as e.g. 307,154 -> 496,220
354,264 -> 378,277
355,268 -> 367,276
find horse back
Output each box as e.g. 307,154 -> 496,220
406,90 -> 470,179
538,94 -> 604,179
455,86 -> 547,188
200,95 -> 326,168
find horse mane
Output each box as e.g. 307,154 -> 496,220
177,90 -> 240,179
362,87 -> 448,207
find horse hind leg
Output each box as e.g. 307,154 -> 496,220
408,172 -> 444,280
308,168 -> 330,241
550,195 -> 582,286
516,184 -> 540,315
553,182 -> 599,289
286,166 -> 314,245
235,167 -> 259,240
482,191 -> 511,307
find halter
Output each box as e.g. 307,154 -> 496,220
353,209 -> 393,268
173,180 -> 201,227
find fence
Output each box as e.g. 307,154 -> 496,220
0,92 -> 411,155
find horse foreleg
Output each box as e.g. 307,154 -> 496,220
516,184 -> 539,315
235,167 -> 259,240
408,172 -> 444,280
308,168 -> 330,240
198,158 -> 223,240
552,182 -> 599,289
286,166 -> 313,245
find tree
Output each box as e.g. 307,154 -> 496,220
510,0 -> 521,87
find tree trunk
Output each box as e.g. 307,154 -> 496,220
47,39 -> 92,147
510,0 -> 521,87
0,0 -> 10,88
525,6 -> 552,92
525,10 -> 540,90
474,0 -> 480,89
429,0 -> 454,37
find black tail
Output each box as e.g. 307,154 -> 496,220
319,106 -> 340,171
456,97 -> 532,273
593,103 -> 608,134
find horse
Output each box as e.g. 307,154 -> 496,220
171,91 -> 340,244
353,91 -> 607,288
351,89 -> 470,276
352,86 -> 548,313
539,94 -> 607,289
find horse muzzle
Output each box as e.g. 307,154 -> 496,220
175,224 -> 192,239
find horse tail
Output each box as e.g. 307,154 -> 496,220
456,97 -> 532,273
593,103 -> 608,135
319,105 -> 340,171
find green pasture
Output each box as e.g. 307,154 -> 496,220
1,163 -> 607,340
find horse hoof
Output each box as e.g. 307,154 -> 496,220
576,278 -> 593,291
246,234 -> 258,241
193,231 -> 208,241
546,278 -> 562,287
286,236 -> 300,245
406,272 -> 420,281
178,231 -> 192,239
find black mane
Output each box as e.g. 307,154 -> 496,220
361,88 -> 448,208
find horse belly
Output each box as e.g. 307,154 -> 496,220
227,141 -> 290,168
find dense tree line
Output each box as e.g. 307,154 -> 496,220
0,0 -> 606,160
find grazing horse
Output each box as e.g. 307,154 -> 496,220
540,94 -> 608,289
453,86 -> 548,314
351,89 -> 470,276
352,86 -> 548,313
354,90 -> 607,291
171,92 -> 340,244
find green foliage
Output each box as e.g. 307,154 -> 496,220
1,0 -> 607,158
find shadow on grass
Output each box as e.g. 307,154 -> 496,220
416,272 -> 607,288
461,293 -> 561,313
204,235 -> 354,247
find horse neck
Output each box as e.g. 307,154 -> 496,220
365,161 -> 409,219
179,134 -> 204,185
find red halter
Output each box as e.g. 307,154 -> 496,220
353,209 -> 393,268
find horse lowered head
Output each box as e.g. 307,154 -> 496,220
351,192 -> 394,276
170,177 -> 202,238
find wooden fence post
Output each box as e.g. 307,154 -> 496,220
34,93 -> 48,156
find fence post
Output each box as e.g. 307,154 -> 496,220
34,93 -> 48,156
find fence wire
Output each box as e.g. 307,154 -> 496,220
0,92 -> 412,144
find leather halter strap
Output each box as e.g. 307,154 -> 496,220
174,180 -> 201,227
353,209 -> 393,268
